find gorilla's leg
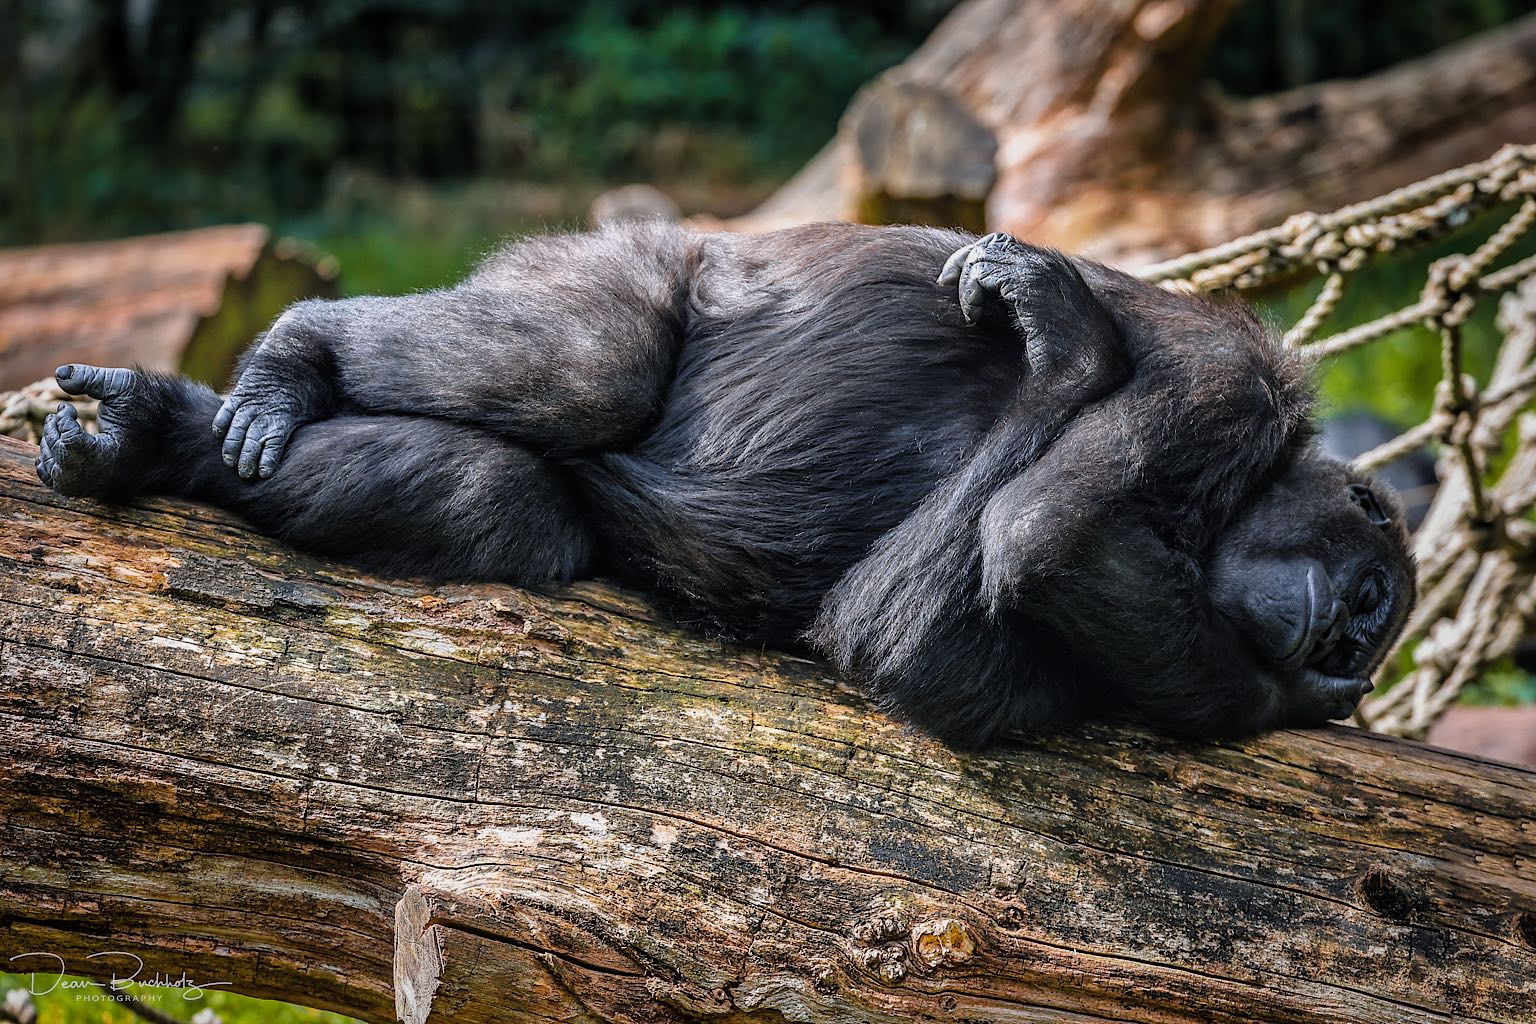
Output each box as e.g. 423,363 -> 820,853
37,365 -> 594,582
214,222 -> 693,479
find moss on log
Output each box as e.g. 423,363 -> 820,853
0,435 -> 1534,1022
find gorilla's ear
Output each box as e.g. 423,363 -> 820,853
1349,483 -> 1391,528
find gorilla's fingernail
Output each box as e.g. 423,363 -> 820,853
56,365 -> 72,380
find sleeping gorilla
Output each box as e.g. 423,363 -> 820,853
33,223 -> 1416,748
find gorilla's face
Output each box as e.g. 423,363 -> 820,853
1208,453 -> 1416,713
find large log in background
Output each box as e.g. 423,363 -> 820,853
731,0 -> 1536,266
1,433 -> 1534,1023
0,225 -> 338,392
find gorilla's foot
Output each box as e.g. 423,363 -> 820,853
937,233 -> 1126,395
1288,670 -> 1374,725
37,365 -> 157,500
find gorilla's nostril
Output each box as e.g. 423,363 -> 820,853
1328,600 -> 1348,639
1305,600 -> 1350,667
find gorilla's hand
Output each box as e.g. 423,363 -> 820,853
941,232 -> 1091,329
214,304 -> 339,480
1285,671 -> 1375,724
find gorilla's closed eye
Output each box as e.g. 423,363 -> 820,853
1349,483 -> 1391,528
1355,571 -> 1383,614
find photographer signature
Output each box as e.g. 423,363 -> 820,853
8,952 -> 232,999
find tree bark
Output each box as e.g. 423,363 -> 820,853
731,0 -> 1536,267
1,434 -> 1534,1023
0,225 -> 338,391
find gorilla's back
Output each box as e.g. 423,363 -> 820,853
572,223 -> 1020,642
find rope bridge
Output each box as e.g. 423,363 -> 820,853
4,144 -> 1535,738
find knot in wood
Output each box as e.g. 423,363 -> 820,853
1358,865 -> 1418,921
848,942 -> 908,984
910,917 -> 976,970
850,912 -> 907,944
848,911 -> 911,984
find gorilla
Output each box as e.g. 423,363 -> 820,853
34,223 -> 1416,748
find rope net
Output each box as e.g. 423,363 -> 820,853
1141,143 -> 1536,736
4,144 -> 1535,737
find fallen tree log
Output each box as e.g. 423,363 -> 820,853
732,1 -> 1536,266
0,434 -> 1534,1023
0,225 -> 338,392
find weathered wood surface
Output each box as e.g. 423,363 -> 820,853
0,433 -> 1534,1023
733,0 -> 1536,266
0,225 -> 337,391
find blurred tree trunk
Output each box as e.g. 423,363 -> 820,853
731,0 -> 1536,267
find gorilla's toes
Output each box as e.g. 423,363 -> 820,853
55,363 -> 138,402
36,364 -> 158,500
36,402 -> 123,498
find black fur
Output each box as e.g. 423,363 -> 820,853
36,222 -> 1416,748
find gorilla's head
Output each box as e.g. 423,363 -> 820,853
1208,452 -> 1416,720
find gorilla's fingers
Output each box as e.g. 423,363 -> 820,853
936,244 -> 970,288
212,395 -> 242,438
959,252 -> 992,324
256,431 -> 289,479
221,403 -> 261,467
939,233 -> 1023,324
233,415 -> 295,480
236,436 -> 260,479
56,364 -> 137,402
1290,671 -> 1374,724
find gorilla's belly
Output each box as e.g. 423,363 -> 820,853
572,306 -> 1012,640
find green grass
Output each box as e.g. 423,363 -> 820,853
270,173 -> 772,297
0,973 -> 357,1024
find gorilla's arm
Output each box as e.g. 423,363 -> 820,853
812,241 -> 1140,746
214,222 -> 696,477
816,237 -> 1317,746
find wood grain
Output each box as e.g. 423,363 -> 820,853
0,435 -> 1533,1022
